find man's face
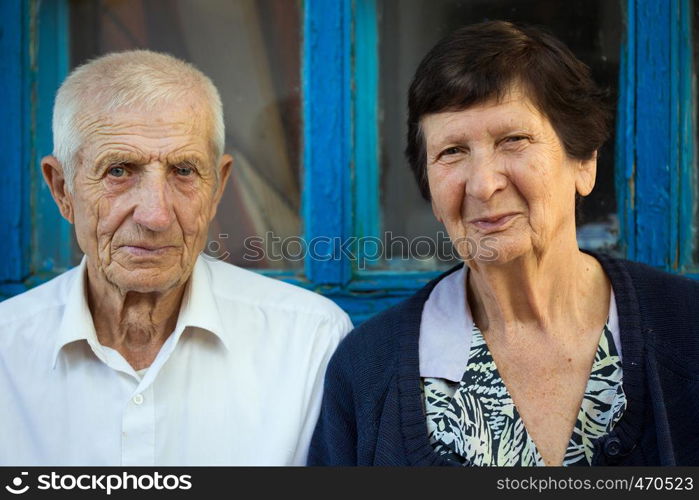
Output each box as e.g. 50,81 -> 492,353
62,101 -> 230,294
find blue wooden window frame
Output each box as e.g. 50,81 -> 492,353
617,0 -> 698,279
1,0 -> 697,322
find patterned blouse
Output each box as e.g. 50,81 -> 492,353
422,322 -> 627,466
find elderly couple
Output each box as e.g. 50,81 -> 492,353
2,21 -> 698,466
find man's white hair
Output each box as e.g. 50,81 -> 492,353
52,50 -> 225,191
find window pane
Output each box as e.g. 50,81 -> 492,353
69,0 -> 302,270
376,0 -> 621,271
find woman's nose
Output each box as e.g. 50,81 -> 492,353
464,152 -> 508,201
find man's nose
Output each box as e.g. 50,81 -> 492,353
464,151 -> 508,201
132,171 -> 175,232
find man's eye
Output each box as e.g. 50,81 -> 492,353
175,166 -> 193,176
108,166 -> 126,177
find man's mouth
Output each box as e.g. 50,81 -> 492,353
120,245 -> 176,256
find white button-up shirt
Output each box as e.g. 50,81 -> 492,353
0,255 -> 352,465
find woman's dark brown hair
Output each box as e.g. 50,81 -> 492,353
406,20 -> 612,200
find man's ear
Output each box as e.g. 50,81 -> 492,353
41,155 -> 74,224
210,154 -> 234,220
575,151 -> 598,197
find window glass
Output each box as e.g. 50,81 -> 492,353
69,0 -> 302,269
376,0 -> 622,271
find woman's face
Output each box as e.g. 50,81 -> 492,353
422,86 -> 597,265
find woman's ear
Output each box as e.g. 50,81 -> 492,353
41,155 -> 75,223
430,197 -> 443,223
575,151 -> 598,197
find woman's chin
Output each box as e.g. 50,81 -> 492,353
460,236 -> 530,267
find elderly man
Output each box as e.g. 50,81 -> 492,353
0,50 -> 352,465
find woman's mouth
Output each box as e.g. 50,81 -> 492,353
469,213 -> 519,233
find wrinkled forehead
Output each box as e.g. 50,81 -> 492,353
74,95 -> 217,160
421,85 -> 546,136
452,82 -> 542,118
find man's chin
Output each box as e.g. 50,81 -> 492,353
107,268 -> 187,295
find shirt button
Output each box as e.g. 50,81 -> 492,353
132,394 -> 144,405
603,436 -> 622,457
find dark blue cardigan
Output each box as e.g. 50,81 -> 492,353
308,252 -> 699,466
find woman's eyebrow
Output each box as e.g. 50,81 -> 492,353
427,132 -> 471,151
440,132 -> 471,143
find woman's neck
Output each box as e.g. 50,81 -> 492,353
466,243 -> 610,341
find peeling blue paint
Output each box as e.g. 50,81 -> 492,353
33,0 -> 72,274
302,0 -> 352,285
354,0 -> 380,262
0,0 -> 30,284
676,0 -> 697,271
615,0 -> 636,261
635,0 -> 673,268
632,0 -> 695,273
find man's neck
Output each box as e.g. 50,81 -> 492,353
86,271 -> 186,371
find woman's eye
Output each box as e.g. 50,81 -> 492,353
440,146 -> 464,157
504,136 -> 527,144
108,166 -> 126,177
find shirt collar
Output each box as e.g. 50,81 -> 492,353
419,264 -> 621,382
52,254 -> 229,368
419,265 -> 473,382
52,255 -> 99,368
172,255 -> 229,351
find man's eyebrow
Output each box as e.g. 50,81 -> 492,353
167,155 -> 208,168
94,153 -> 207,166
94,152 -> 144,168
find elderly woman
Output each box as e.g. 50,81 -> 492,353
309,21 -> 699,466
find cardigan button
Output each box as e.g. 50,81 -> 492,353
603,436 -> 622,457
